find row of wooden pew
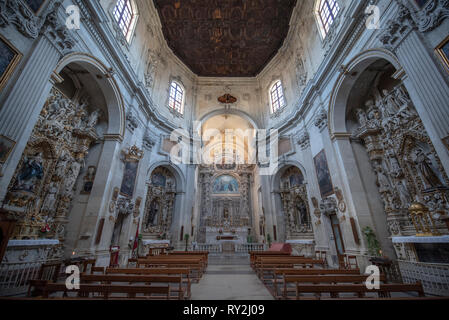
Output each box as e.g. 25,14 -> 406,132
249,251 -> 426,300
25,251 -> 209,300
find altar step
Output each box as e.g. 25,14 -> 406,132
208,253 -> 250,266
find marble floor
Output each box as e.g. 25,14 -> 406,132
190,254 -> 274,300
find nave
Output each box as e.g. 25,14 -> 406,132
1,248 -> 438,301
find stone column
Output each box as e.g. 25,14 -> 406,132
74,138 -> 122,257
0,4 -> 76,199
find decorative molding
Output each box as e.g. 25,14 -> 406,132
297,131 -> 310,150
314,109 -> 328,132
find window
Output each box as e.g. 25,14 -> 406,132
113,0 -> 136,41
316,0 -> 340,39
168,81 -> 185,114
270,80 -> 286,113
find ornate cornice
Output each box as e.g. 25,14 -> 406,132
0,0 -> 76,54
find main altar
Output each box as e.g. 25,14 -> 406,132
197,164 -> 255,248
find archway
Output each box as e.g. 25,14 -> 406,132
329,51 -> 449,262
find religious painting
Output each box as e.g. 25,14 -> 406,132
120,161 -> 138,198
81,166 -> 96,195
23,0 -> 46,14
151,172 -> 166,188
213,175 -> 239,194
436,36 -> 449,73
0,135 -> 15,164
12,152 -> 44,193
314,150 -> 334,198
0,34 -> 22,93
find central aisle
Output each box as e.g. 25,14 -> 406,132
191,254 -> 274,300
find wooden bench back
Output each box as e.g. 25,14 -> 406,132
284,274 -> 386,284
290,283 -> 424,299
274,268 -> 361,276
41,283 -> 170,299
80,274 -> 182,284
105,268 -> 190,275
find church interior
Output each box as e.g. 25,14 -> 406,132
0,0 -> 449,302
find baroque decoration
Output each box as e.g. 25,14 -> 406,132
142,167 -> 176,239
352,84 -> 449,260
279,166 -> 312,237
197,164 -> 254,243
4,87 -> 102,258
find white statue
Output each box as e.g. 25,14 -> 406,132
375,165 -> 391,190
55,153 -> 70,178
42,182 -> 59,213
396,180 -> 411,208
356,108 -> 367,127
63,159 -> 83,195
87,109 -> 102,128
382,89 -> 401,116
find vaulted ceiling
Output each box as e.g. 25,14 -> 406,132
153,0 -> 297,77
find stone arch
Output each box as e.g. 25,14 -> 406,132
54,52 -> 125,140
271,160 -> 309,192
197,109 -> 260,131
328,48 -> 403,139
146,161 -> 186,193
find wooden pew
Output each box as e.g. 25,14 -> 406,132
37,283 -> 171,300
105,268 -> 191,299
249,251 -> 290,269
256,258 -> 326,280
80,274 -> 186,300
269,268 -> 362,297
286,283 -> 425,300
169,252 -> 209,267
281,274 -> 387,300
137,258 -> 205,281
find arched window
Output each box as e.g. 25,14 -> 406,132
270,80 -> 286,113
168,81 -> 185,114
113,0 -> 137,41
315,0 -> 340,39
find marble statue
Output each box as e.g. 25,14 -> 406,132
382,89 -> 401,116
375,165 -> 391,190
396,179 -> 411,208
41,182 -> 59,213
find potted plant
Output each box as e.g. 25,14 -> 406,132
266,233 -> 272,248
184,234 -> 190,252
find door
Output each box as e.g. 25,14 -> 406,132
330,214 -> 345,267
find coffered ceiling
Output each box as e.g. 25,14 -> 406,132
153,0 -> 297,77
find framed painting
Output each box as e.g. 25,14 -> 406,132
120,161 -> 139,198
0,135 -> 16,164
0,34 -> 22,93
213,175 -> 239,194
23,0 -> 46,15
151,172 -> 166,188
436,35 -> 449,72
314,150 -> 334,198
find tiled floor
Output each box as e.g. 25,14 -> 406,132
191,254 -> 273,300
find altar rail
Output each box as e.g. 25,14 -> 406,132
192,244 -> 222,253
398,260 -> 449,296
191,243 -> 267,254
236,244 -> 267,253
0,261 -> 57,296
